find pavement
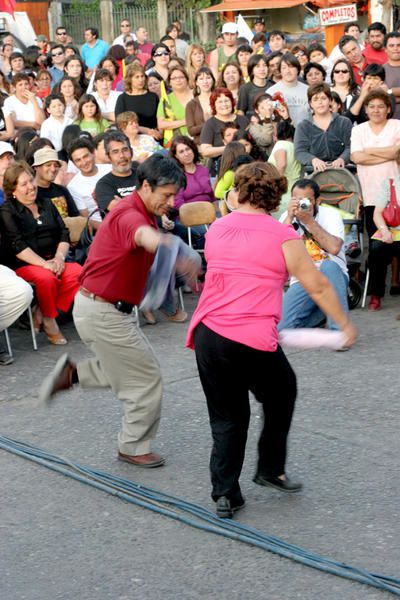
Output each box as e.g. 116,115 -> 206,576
1,293 -> 399,600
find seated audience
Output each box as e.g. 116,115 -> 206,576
91,68 -> 121,122
115,62 -> 160,139
279,178 -> 348,331
116,111 -> 161,161
67,138 -> 111,228
157,66 -> 193,147
40,94 -> 73,152
294,83 -> 352,172
0,261 -> 33,364
94,130 -> 138,213
185,66 -> 215,145
3,73 -> 44,131
268,121 -> 301,219
200,87 -> 248,176
267,54 -> 309,126
0,161 -> 82,344
74,93 -> 110,136
33,147 -> 79,218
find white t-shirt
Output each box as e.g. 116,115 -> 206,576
266,80 -> 309,126
3,95 -> 43,123
40,115 -> 73,151
280,205 -> 347,281
67,164 -> 111,222
92,91 -> 121,116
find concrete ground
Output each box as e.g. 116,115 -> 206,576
0,293 -> 399,600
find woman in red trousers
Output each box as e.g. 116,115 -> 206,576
0,161 -> 82,344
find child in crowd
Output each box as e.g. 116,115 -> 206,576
74,94 -> 110,136
268,121 -> 301,219
214,141 -> 247,199
40,94 -> 73,151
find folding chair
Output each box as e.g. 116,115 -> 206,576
179,201 -> 217,252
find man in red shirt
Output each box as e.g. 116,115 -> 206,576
39,155 -> 199,467
339,35 -> 367,86
363,22 -> 388,66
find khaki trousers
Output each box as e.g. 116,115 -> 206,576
73,292 -> 162,456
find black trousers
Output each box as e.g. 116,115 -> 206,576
364,206 -> 377,240
369,239 -> 400,297
194,323 -> 297,502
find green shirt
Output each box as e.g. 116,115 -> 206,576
157,93 -> 188,147
268,140 -> 301,219
74,118 -> 110,137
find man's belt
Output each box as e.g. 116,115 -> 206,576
79,287 -> 134,314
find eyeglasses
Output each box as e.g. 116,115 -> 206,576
333,69 -> 350,74
52,51 -> 64,57
295,51 -> 305,57
57,31 -> 67,36
153,51 -> 169,57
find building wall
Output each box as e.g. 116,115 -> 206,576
16,1 -> 49,38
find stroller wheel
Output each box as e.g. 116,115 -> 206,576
348,278 -> 362,310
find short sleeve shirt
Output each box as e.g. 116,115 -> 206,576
351,119 -> 400,206
80,191 -> 157,305
186,212 -> 300,351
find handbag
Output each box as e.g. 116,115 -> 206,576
383,179 -> 400,227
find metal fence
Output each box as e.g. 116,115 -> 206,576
61,1 -> 198,46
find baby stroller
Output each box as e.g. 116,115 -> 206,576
308,167 -> 364,309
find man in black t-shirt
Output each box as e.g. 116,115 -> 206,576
33,147 -> 79,218
94,131 -> 138,213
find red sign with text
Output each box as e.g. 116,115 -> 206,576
319,4 -> 357,26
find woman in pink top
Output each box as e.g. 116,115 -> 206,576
186,162 -> 357,519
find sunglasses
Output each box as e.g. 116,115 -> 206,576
153,51 -> 169,57
57,32 -> 67,35
52,51 -> 64,57
333,69 -> 350,74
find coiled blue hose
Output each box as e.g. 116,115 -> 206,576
1,434 -> 399,596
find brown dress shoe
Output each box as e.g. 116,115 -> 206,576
39,353 -> 77,404
118,451 -> 165,468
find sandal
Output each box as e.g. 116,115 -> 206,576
43,325 -> 67,345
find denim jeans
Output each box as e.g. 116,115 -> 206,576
279,260 -> 349,331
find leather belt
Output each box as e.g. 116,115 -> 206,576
79,287 -> 134,315
79,287 -> 108,303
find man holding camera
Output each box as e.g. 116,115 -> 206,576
279,179 -> 349,331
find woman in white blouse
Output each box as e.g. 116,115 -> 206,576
91,69 -> 121,123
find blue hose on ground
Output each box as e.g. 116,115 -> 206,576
1,434 -> 399,596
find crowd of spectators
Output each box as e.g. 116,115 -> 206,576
1,17 -> 400,364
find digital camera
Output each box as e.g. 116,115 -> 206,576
299,198 -> 311,211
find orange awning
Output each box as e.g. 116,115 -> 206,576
201,0 -> 350,12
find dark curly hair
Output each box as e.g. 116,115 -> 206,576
210,87 -> 235,115
234,162 -> 287,212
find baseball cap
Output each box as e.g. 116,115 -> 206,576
0,141 -> 15,157
255,18 -> 265,24
32,147 -> 61,167
222,22 -> 238,35
36,34 -> 48,42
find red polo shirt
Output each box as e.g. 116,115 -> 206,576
80,191 -> 157,305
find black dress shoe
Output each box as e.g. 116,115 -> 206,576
253,474 -> 303,493
215,496 -> 245,519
